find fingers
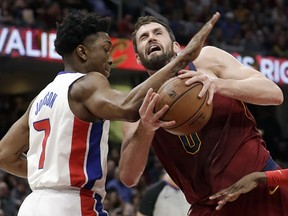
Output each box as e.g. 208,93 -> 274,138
202,12 -> 220,35
210,12 -> 220,26
182,12 -> 220,62
195,12 -> 220,40
209,189 -> 229,200
177,70 -> 215,104
209,190 -> 239,211
140,89 -> 176,130
153,104 -> 176,127
139,88 -> 154,115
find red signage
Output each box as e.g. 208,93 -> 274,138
1,27 -> 288,84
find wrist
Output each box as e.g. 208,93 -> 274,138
138,120 -> 157,134
254,172 -> 267,185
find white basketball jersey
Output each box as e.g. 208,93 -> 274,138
28,72 -> 109,201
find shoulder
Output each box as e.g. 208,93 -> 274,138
196,46 -> 239,63
196,46 -> 226,62
194,46 -> 239,76
70,72 -> 109,101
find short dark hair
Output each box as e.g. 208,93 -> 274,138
131,16 -> 175,54
54,11 -> 111,56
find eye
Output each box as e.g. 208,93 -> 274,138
140,35 -> 147,41
104,45 -> 111,53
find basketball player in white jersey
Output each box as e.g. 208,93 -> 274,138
0,11 -> 219,216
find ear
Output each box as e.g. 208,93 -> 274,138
173,41 -> 181,53
135,53 -> 142,65
76,45 -> 87,61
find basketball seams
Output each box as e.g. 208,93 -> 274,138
161,82 -> 202,121
157,77 -> 179,94
165,91 -> 209,131
155,76 -> 213,135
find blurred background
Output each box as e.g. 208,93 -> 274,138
0,0 -> 288,215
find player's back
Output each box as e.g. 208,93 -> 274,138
28,72 -> 109,198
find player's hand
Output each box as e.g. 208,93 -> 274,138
178,70 -> 217,105
181,12 -> 220,61
209,172 -> 264,210
139,88 -> 175,132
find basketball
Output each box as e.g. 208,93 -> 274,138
155,77 -> 213,135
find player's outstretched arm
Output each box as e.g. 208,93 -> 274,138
209,172 -> 267,210
178,12 -> 220,67
80,13 -> 220,122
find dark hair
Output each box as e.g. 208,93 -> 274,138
131,16 -> 175,53
54,11 -> 111,56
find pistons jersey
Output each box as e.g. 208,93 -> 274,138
28,72 -> 109,200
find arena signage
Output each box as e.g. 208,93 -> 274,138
0,27 -> 61,60
0,27 -> 287,84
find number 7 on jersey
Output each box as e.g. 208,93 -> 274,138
33,119 -> 51,169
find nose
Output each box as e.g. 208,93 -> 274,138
148,33 -> 157,42
108,56 -> 113,65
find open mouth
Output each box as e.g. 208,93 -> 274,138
105,67 -> 110,73
147,44 -> 161,55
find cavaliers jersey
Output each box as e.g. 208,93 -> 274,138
28,72 -> 109,201
151,62 -> 279,208
152,95 -> 269,203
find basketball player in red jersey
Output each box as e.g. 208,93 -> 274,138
209,168 -> 288,210
0,12 -> 218,216
118,15 -> 288,216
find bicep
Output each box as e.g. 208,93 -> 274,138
196,46 -> 264,79
71,73 -> 132,121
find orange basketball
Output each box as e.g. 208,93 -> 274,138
155,77 -> 213,135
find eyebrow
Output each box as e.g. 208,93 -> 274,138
104,40 -> 112,47
138,27 -> 163,40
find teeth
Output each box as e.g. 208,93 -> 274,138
149,45 -> 159,54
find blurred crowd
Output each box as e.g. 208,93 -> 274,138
0,0 -> 288,56
1,0 -> 288,215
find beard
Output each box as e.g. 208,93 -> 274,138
138,47 -> 176,71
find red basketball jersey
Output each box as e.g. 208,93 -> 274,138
152,94 -> 271,205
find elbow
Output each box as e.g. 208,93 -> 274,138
275,96 -> 284,105
273,90 -> 284,105
276,93 -> 284,105
119,169 -> 138,187
0,148 -> 11,168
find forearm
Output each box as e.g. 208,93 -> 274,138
119,122 -> 154,187
214,75 -> 283,105
0,157 -> 27,178
266,169 -> 288,187
0,140 -> 28,178
0,110 -> 29,178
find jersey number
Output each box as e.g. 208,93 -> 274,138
33,119 -> 51,169
179,133 -> 201,154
